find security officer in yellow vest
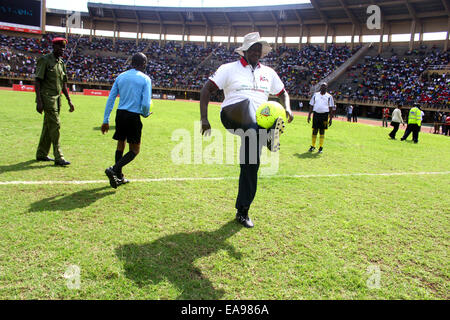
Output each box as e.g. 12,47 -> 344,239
35,37 -> 74,166
400,103 -> 421,144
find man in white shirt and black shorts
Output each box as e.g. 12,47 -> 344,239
200,32 -> 293,228
307,82 -> 335,154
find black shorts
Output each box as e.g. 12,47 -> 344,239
312,112 -> 329,130
113,109 -> 142,144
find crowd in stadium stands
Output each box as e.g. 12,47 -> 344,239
0,33 -> 448,109
331,47 -> 449,109
274,44 -> 359,98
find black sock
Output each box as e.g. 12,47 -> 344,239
115,150 -> 124,176
113,151 -> 136,175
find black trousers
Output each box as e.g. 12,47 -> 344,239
401,124 -> 420,143
220,99 -> 264,211
389,122 -> 400,138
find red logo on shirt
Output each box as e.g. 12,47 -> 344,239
260,75 -> 268,82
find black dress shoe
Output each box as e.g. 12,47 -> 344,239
236,211 -> 254,228
55,159 -> 71,166
105,167 -> 118,189
36,156 -> 54,162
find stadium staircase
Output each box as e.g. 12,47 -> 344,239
310,43 -> 373,93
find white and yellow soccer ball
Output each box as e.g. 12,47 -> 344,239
255,101 -> 287,129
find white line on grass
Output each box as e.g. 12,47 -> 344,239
0,171 -> 449,185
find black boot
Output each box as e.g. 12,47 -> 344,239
235,208 -> 254,228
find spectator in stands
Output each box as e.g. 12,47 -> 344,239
1,32 -> 448,111
34,37 -> 74,166
389,105 -> 404,140
101,52 -> 152,189
199,32 -> 293,228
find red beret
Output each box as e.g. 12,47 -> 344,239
52,37 -> 67,44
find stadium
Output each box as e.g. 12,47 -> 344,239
0,0 -> 448,303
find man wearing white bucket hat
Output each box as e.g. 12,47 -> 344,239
200,32 -> 293,228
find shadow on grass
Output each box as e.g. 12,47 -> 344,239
29,186 -> 114,212
116,220 -> 243,299
93,126 -> 115,131
0,160 -> 53,175
294,152 -> 321,159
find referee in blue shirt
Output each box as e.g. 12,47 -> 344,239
101,52 -> 152,188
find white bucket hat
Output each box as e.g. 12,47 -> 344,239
234,32 -> 272,58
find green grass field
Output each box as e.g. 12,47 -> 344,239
0,90 -> 448,300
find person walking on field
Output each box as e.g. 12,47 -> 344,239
34,37 -> 74,166
401,104 -> 422,143
101,52 -> 152,188
388,105 -> 404,139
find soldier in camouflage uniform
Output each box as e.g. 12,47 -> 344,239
35,37 -> 74,166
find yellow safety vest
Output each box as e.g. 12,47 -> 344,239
408,107 -> 422,126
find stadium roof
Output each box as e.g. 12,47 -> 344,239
85,0 -> 449,27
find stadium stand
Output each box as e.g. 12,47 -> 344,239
1,1 -> 449,123
329,45 -> 449,110
1,32 -> 447,113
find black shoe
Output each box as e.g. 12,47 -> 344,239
400,138 -> 405,141
267,117 -> 284,152
308,146 -> 316,152
235,211 -> 254,228
389,135 -> 395,140
318,147 -> 323,154
55,159 -> 70,166
105,167 -> 119,189
36,156 -> 54,162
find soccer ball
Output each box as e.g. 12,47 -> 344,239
255,101 -> 287,129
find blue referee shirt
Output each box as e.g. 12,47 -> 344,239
103,69 -> 152,124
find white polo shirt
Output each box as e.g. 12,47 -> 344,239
309,92 -> 336,113
209,57 -> 285,121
